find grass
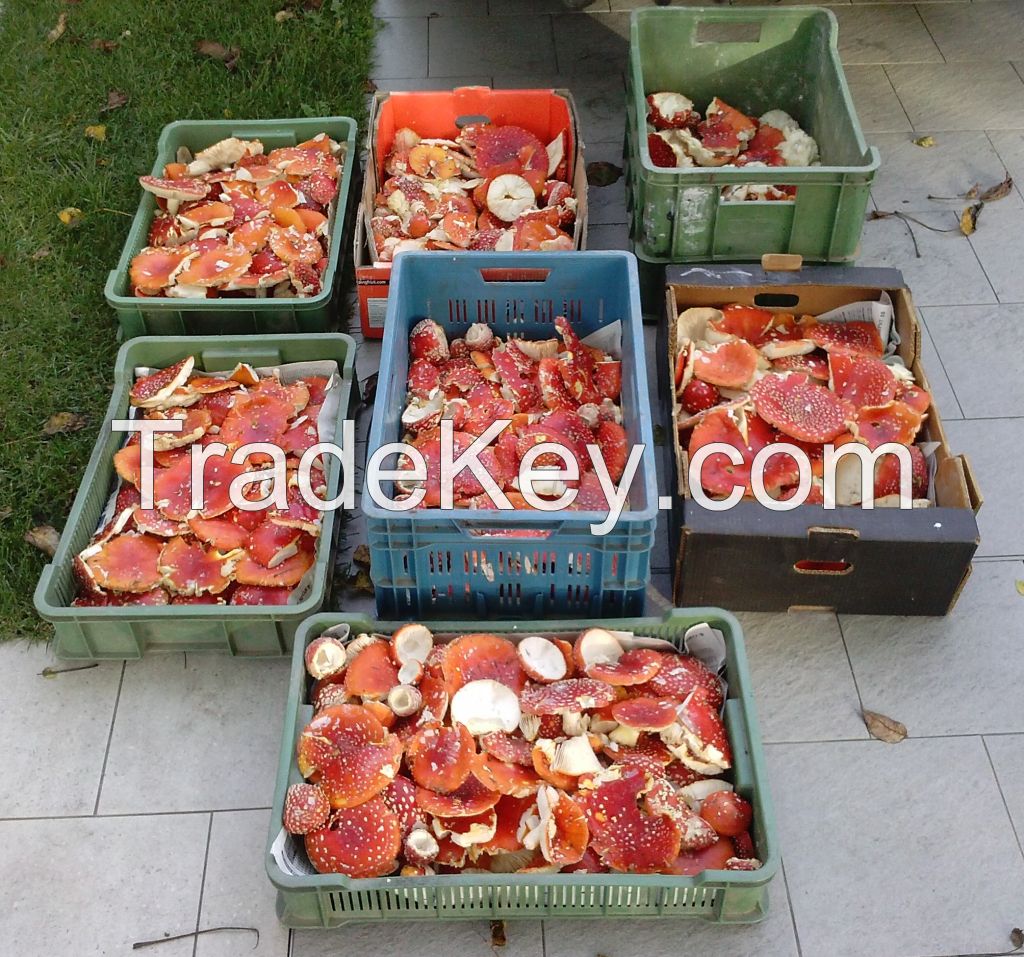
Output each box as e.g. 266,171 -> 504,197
0,0 -> 376,638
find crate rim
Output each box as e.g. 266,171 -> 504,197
360,249 -> 661,526
33,332 -> 357,625
266,607 -> 779,897
628,5 -> 882,179
103,115 -> 359,312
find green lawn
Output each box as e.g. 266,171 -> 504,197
0,0 -> 375,638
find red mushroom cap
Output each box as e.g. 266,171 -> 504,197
750,373 -> 847,443
480,731 -> 534,767
804,320 -> 884,358
691,340 -> 759,390
828,352 -> 898,408
82,533 -> 164,593
478,794 -> 536,855
637,652 -> 723,707
850,400 -> 924,449
381,775 -> 422,838
676,688 -> 732,770
442,633 -> 527,697
611,696 -> 678,731
540,787 -> 590,867
669,836 -> 736,876
586,649 -> 663,687
476,756 -> 544,798
304,634 -> 347,680
416,772 -> 500,818
304,797 -> 401,877
576,765 -> 682,873
643,777 -> 718,851
406,723 -> 477,793
296,704 -> 403,809
283,782 -> 330,835
519,678 -> 617,716
344,640 -> 401,700
130,357 -> 195,407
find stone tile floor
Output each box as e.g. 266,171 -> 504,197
5,1 -> 1024,955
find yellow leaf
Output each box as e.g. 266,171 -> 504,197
58,207 -> 84,227
84,124 -> 107,142
1016,580 -> 1024,597
959,203 -> 982,237
223,108 -> 233,119
913,135 -> 936,148
46,12 -> 67,44
275,9 -> 296,22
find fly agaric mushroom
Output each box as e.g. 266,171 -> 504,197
406,723 -> 477,793
304,634 -> 348,680
415,773 -> 500,818
296,704 -> 403,809
517,635 -> 568,683
433,808 -> 498,848
475,756 -> 544,798
158,536 -> 239,596
803,320 -> 884,358
587,648 -> 663,686
576,764 -> 682,873
138,175 -> 208,215
344,639 -> 400,700
382,775 -> 423,840
80,533 -> 165,593
391,623 -> 434,684
573,627 -> 624,672
639,652 -> 724,708
675,688 -> 732,771
387,684 -> 423,717
536,735 -> 603,778
131,356 -> 196,409
530,785 -> 590,867
442,633 -> 527,696
700,790 -> 753,837
283,782 -> 330,835
669,836 -> 736,876
304,797 -> 401,877
450,679 -> 521,735
404,826 -> 440,866
691,340 -> 760,390
519,678 -> 617,716
479,732 -> 534,767
611,696 -> 678,732
186,136 -> 256,176
750,372 -> 847,444
678,779 -> 734,812
409,318 -> 449,364
643,777 -> 718,851
828,352 -> 898,408
313,683 -> 350,712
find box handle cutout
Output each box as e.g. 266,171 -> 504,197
754,292 -> 800,308
456,113 -> 491,129
695,20 -> 762,44
480,268 -> 551,284
793,560 -> 853,576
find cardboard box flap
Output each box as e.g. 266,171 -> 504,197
959,453 -> 984,514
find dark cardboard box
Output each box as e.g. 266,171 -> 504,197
663,259 -> 982,616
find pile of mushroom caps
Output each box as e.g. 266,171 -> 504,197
129,133 -> 342,299
370,121 -> 577,259
675,304 -> 933,506
283,624 -> 760,878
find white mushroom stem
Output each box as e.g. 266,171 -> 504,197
387,684 -> 422,717
404,827 -> 439,865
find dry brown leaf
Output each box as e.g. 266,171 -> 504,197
0,506 -> 12,522
364,78 -> 378,94
25,525 -> 60,557
490,921 -> 507,948
348,567 -> 375,596
275,9 -> 296,22
195,39 -> 240,71
964,183 -> 980,200
352,543 -> 371,568
84,124 -> 107,142
91,38 -> 118,52
100,89 -> 128,113
587,161 -> 623,187
58,207 -> 84,227
913,135 -> 936,148
959,202 -> 983,236
980,174 -> 1014,203
31,245 -> 51,261
43,411 -> 89,436
1011,927 -> 1023,950
47,12 -> 68,43
863,709 -> 907,744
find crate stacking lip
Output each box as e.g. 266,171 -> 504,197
361,251 -> 659,619
33,334 -> 356,659
104,116 -> 359,338
266,609 -> 778,928
625,6 -> 880,263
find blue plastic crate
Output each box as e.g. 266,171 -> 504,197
362,251 -> 659,619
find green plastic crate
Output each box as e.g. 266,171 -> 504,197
33,334 -> 356,659
266,609 -> 777,928
626,6 -> 880,263
104,117 -> 358,338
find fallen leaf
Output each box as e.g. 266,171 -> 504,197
31,245 -> 51,261
586,161 -> 623,187
1016,580 -> 1024,597
42,411 -> 89,436
1011,927 -> 1023,949
58,207 -> 84,227
913,135 -> 936,148
352,543 -> 371,568
275,9 -> 296,21
490,921 -> 507,948
348,567 -> 374,596
964,183 -> 980,200
364,78 -> 378,94
959,202 -> 983,236
863,709 -> 907,744
91,38 -> 118,52
100,89 -> 128,113
25,525 -> 60,557
361,372 -> 378,404
195,39 -> 240,71
84,124 -> 107,142
980,174 -> 1014,203
0,506 -> 12,521
46,12 -> 68,43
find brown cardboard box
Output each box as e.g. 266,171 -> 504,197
355,86 -> 589,337
664,259 -> 982,616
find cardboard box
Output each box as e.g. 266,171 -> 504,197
663,259 -> 982,616
355,86 -> 589,338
